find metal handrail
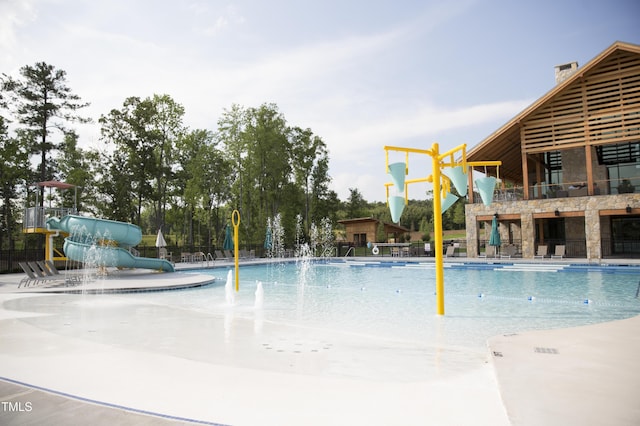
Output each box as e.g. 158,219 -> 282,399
344,246 -> 355,257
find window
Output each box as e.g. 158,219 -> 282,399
596,142 -> 640,165
545,151 -> 563,185
596,142 -> 640,193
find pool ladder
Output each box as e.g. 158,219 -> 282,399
344,247 -> 355,257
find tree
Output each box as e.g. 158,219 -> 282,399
99,94 -> 185,229
175,129 -> 232,250
0,117 -> 30,252
2,62 -> 90,200
218,103 -> 298,246
346,188 -> 368,218
56,131 -> 100,215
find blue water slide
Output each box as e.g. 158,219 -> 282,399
47,215 -> 174,272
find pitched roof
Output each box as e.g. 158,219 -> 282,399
466,41 -> 640,183
338,217 -> 409,232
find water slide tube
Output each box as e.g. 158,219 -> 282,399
46,215 -> 174,272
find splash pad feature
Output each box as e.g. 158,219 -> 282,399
384,143 -> 501,315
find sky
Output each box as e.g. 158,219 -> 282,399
1,0 -> 639,202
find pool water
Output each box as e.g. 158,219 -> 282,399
136,260 -> 640,350
5,260 -> 639,383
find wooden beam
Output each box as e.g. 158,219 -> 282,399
533,211 -> 585,219
585,145 -> 595,196
477,213 -> 521,221
522,151 -> 530,199
600,208 -> 640,216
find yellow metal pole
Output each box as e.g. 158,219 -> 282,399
384,143 -> 500,317
232,210 -> 241,292
431,143 -> 445,315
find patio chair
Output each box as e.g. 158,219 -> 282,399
534,245 -> 548,259
551,245 -> 565,259
193,252 -> 205,262
224,250 -> 234,259
159,247 -> 172,261
180,252 -> 192,263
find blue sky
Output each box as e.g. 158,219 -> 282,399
2,0 -> 639,202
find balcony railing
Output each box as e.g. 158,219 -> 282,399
471,177 -> 639,203
23,206 -> 76,230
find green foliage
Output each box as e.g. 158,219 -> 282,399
0,116 -> 30,250
0,61 -> 467,256
346,188 -> 368,218
2,62 -> 90,186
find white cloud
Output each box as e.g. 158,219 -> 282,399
0,0 -> 37,63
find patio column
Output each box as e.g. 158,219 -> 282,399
521,213 -> 535,258
585,209 -> 601,260
465,207 -> 479,258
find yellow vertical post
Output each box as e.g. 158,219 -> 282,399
45,232 -> 54,262
431,143 -> 445,315
232,210 -> 241,292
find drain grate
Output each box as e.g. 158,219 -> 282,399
534,347 -> 559,354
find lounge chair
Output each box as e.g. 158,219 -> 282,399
215,250 -> 229,261
43,260 -> 61,275
479,245 -> 496,258
224,250 -> 234,259
180,252 -> 192,262
35,260 -> 64,278
500,244 -> 517,259
445,245 -> 456,258
18,262 -> 65,288
534,245 -> 548,259
28,261 -> 51,278
18,262 -> 38,288
551,245 -> 565,259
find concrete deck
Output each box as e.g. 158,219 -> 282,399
1,259 -> 639,425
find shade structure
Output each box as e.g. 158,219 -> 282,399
443,166 -> 468,197
155,229 -> 167,248
223,224 -> 234,250
489,216 -> 501,247
475,176 -> 497,206
387,162 -> 406,191
264,225 -> 272,249
388,195 -> 405,223
440,191 -> 459,214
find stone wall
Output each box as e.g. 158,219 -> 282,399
562,146 -> 608,186
465,193 -> 640,259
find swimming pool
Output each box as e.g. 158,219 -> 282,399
6,259 -> 638,384
130,259 -> 640,349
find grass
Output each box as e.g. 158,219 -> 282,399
442,230 -> 466,240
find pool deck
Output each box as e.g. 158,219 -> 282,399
1,257 -> 639,425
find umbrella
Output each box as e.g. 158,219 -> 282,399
223,224 -> 234,250
264,225 -> 272,250
155,229 -> 167,247
489,215 -> 501,251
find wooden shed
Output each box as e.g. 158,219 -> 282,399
337,217 -> 409,247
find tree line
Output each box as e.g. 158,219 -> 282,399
0,62 -> 464,254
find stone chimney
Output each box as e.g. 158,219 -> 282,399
555,61 -> 579,84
